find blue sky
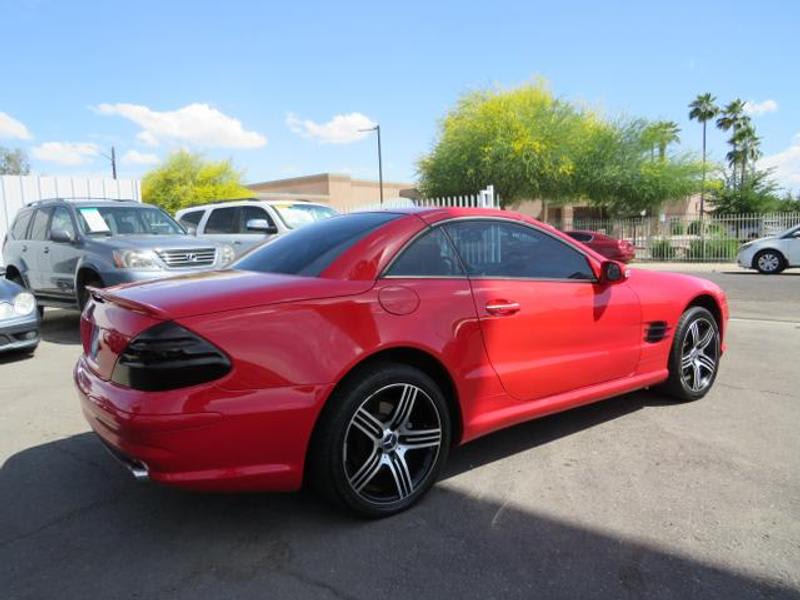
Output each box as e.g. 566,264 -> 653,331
1,0 -> 798,191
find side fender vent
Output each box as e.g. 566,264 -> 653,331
645,321 -> 670,343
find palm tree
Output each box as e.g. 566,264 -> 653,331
729,124 -> 761,188
716,99 -> 749,187
688,93 -> 719,214
655,121 -> 681,160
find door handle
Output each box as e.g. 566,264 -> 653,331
22,245 -> 27,252
485,300 -> 520,316
43,247 -> 50,254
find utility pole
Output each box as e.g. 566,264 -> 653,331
359,125 -> 383,204
111,146 -> 117,180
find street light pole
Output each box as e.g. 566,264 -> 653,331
360,125 -> 383,205
111,146 -> 117,180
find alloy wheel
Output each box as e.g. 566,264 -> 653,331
343,383 -> 443,505
679,317 -> 718,393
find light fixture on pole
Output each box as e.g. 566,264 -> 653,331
359,124 -> 383,205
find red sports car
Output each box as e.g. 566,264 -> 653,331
75,208 -> 727,517
565,230 -> 636,263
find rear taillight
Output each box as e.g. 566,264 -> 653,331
111,322 -> 231,391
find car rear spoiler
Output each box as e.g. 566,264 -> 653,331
86,286 -> 168,319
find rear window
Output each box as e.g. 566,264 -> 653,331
234,212 -> 399,276
10,209 -> 33,240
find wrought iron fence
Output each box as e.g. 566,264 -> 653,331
548,213 -> 800,262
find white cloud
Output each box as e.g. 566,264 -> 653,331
121,150 -> 159,165
95,102 -> 267,148
286,112 -> 376,144
759,133 -> 800,190
0,111 -> 32,140
743,99 -> 778,116
31,142 -> 98,166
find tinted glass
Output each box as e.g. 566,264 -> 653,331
29,209 -> 51,241
179,210 -> 204,227
444,220 -> 594,280
50,206 -> 76,239
10,210 -> 33,240
240,206 -> 275,230
205,207 -> 238,234
567,232 -> 592,243
235,212 -> 399,276
385,228 -> 464,277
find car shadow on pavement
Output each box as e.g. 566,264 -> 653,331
2,393 -> 795,599
722,270 -> 800,276
39,309 -> 82,345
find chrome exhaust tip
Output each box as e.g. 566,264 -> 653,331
100,438 -> 150,482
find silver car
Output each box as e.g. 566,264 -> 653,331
736,224 -> 800,274
0,278 -> 39,354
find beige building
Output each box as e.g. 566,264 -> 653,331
247,173 -> 417,211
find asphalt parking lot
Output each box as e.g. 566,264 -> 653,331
2,269 -> 799,599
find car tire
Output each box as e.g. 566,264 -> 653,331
753,249 -> 785,274
657,306 -> 721,402
77,274 -> 103,311
308,362 -> 451,518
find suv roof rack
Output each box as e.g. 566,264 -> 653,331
25,197 -> 137,207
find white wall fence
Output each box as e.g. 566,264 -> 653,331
0,176 -> 141,262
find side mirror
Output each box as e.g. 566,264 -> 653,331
601,260 -> 625,284
184,224 -> 197,235
50,228 -> 75,244
246,218 -> 278,235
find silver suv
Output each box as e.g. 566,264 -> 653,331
2,198 -> 235,310
176,199 -> 338,256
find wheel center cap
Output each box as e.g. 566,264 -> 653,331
380,431 -> 399,453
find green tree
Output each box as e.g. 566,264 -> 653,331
142,150 -> 251,213
688,93 -> 719,214
0,146 -> 31,175
711,169 -> 781,214
645,121 -> 681,161
716,99 -> 749,187
726,124 -> 761,189
418,83 -> 702,214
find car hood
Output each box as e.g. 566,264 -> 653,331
92,235 -> 223,251
95,269 -> 373,319
0,278 -> 25,300
741,235 -> 778,247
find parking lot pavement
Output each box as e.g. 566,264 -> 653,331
2,274 -> 799,599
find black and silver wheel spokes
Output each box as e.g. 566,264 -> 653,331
680,318 -> 718,393
758,253 -> 780,273
344,383 -> 442,504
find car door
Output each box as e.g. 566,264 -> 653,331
237,205 -> 279,253
200,206 -> 240,246
25,208 -> 52,293
42,206 -> 82,298
784,227 -> 800,265
443,219 -> 641,402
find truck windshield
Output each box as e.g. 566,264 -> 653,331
77,206 -> 185,236
272,203 -> 338,229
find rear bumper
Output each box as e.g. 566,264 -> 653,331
74,356 -> 333,491
0,314 -> 39,353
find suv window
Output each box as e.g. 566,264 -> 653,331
235,212 -> 399,276
179,210 -> 204,228
385,228 -> 464,277
49,206 -> 76,239
240,206 -> 275,231
205,206 -> 238,234
444,220 -> 594,280
10,209 -> 33,240
29,208 -> 52,241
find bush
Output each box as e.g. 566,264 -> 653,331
669,220 -> 685,236
686,237 -> 739,261
650,238 -> 676,260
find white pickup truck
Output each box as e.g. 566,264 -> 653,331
176,199 -> 338,257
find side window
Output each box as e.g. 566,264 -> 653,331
29,209 -> 52,241
385,228 -> 464,277
205,207 -> 239,234
240,206 -> 275,232
444,220 -> 594,280
179,210 -> 204,229
568,232 -> 592,243
49,207 -> 76,239
10,210 -> 33,240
